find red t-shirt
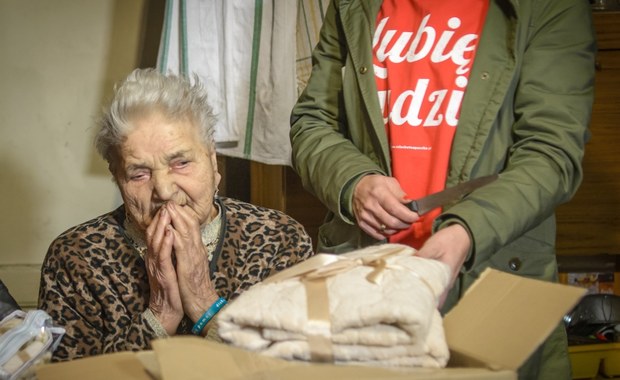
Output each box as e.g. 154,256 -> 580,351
373,0 -> 488,248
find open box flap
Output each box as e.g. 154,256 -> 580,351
444,268 -> 586,370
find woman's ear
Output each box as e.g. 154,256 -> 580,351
210,150 -> 222,190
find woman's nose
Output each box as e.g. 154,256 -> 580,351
152,173 -> 176,201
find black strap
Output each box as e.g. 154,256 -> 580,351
0,279 -> 20,320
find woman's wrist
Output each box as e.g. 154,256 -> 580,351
187,292 -> 220,322
143,308 -> 169,338
191,297 -> 228,336
148,306 -> 183,336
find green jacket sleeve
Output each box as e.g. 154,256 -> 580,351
290,0 -> 386,221
435,0 -> 596,270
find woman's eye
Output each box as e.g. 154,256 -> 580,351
129,172 -> 149,181
173,160 -> 190,169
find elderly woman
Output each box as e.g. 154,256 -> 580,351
37,68 -> 314,361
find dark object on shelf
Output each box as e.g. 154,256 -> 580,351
590,0 -> 620,11
0,279 -> 21,320
565,294 -> 620,344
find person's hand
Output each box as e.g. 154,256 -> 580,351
415,224 -> 471,307
352,174 -> 418,239
145,206 -> 184,335
165,202 -> 219,324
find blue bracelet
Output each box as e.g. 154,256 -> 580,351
191,297 -> 227,335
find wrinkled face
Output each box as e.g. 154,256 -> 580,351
114,113 -> 221,232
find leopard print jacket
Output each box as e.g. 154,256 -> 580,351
38,197 -> 314,361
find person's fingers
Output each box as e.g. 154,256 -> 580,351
170,202 -> 201,227
164,204 -> 213,293
376,205 -> 415,230
416,225 -> 470,285
358,220 -> 388,240
145,208 -> 161,244
381,178 -> 418,225
354,199 -> 412,234
159,225 -> 175,265
146,225 -> 176,277
166,203 -> 204,249
353,175 -> 418,233
166,208 -> 216,321
147,207 -> 172,254
145,231 -> 184,334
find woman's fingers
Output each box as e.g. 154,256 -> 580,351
146,206 -> 172,255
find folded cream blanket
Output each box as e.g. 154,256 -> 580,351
217,244 -> 451,368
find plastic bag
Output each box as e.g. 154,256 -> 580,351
0,310 -> 65,380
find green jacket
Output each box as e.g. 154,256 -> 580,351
291,1 -> 595,377
291,0 -> 594,300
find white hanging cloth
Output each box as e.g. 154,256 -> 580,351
157,0 -> 327,165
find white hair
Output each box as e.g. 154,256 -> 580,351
95,68 -> 217,171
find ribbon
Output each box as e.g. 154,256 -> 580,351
303,278 -> 332,362
264,245 -> 409,285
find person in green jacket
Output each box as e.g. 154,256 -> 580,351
290,0 -> 596,379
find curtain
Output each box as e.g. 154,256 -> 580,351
157,0 -> 329,166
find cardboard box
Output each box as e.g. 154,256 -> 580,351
35,269 -> 585,380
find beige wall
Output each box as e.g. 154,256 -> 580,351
0,0 -> 148,307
